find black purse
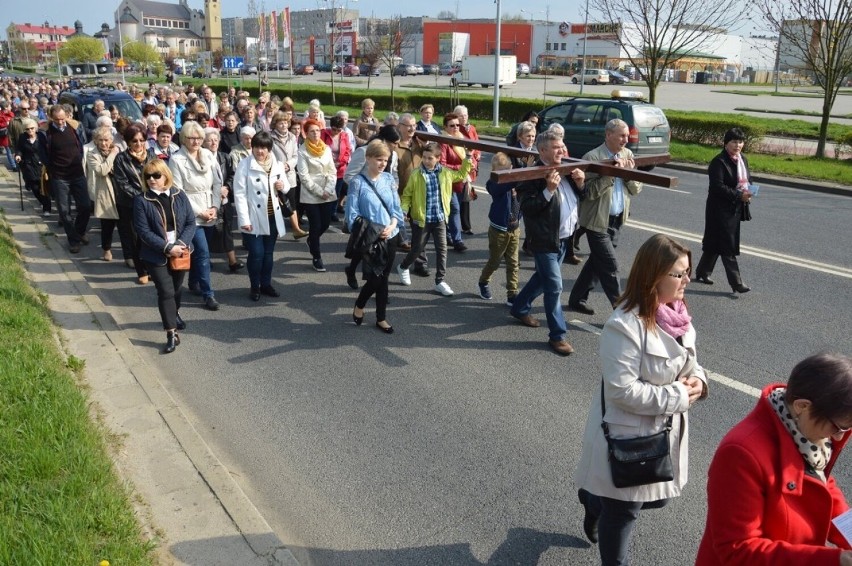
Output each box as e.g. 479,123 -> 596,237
601,329 -> 675,488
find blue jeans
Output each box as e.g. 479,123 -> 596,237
5,146 -> 16,171
447,193 -> 463,245
50,175 -> 91,246
242,218 -> 278,289
189,225 -> 214,299
510,238 -> 569,341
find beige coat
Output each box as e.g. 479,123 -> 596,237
578,143 -> 642,233
296,145 -> 336,205
169,147 -> 223,227
574,307 -> 708,502
86,149 -> 119,220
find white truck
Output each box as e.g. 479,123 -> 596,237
457,55 -> 517,87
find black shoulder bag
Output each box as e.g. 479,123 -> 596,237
344,174 -> 393,259
601,328 -> 674,488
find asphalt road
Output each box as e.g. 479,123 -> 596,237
67,161 -> 852,565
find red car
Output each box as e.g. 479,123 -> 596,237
294,64 -> 314,75
337,63 -> 360,77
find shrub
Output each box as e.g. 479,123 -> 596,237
667,114 -> 765,153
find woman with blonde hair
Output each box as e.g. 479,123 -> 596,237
353,98 -> 378,147
86,126 -> 122,261
132,159 -> 196,353
169,120 -> 223,310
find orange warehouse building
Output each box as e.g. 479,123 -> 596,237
422,20 -> 533,65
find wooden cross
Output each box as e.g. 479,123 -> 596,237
413,131 -> 678,188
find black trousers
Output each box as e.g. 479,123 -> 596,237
356,235 -> 399,322
696,252 -> 743,287
144,260 -> 185,331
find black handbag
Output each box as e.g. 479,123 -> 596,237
601,329 -> 675,488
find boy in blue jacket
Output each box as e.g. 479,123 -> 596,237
477,152 -> 521,305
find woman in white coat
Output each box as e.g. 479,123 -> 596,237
574,233 -> 709,566
296,117 -> 337,272
169,120 -> 223,311
233,130 -> 289,302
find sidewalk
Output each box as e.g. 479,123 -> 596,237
0,169 -> 299,566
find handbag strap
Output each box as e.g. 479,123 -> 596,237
358,173 -> 393,218
601,325 -> 672,440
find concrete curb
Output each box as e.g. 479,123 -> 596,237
0,171 -> 299,566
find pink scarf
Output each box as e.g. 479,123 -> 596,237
655,300 -> 692,339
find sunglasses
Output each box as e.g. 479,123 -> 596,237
144,172 -> 163,180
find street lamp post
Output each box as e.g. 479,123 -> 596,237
579,0 -> 589,95
115,17 -> 126,84
492,0 -> 502,127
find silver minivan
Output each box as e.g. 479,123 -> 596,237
572,69 -> 610,85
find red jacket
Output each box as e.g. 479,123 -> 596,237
321,128 -> 351,179
0,110 -> 14,148
440,141 -> 467,194
695,383 -> 851,566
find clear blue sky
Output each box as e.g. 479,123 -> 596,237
3,0 -> 765,40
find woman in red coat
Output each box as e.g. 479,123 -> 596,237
696,353 -> 852,566
321,114 -> 352,223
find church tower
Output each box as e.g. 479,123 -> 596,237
204,0 -> 223,51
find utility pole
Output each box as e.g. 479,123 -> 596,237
579,0 -> 589,95
492,0 -> 502,127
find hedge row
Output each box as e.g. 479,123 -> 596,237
666,114 -> 765,153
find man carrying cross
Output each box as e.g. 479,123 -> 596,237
509,129 -> 585,356
568,119 -> 642,315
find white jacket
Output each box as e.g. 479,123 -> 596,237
233,154 -> 289,237
296,145 -> 337,204
169,146 -> 222,227
574,307 -> 708,502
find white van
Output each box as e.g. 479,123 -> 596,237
572,69 -> 610,85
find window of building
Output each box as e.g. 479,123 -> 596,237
545,43 -> 551,51
561,43 -> 566,51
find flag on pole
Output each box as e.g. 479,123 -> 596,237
269,12 -> 277,45
280,8 -> 291,48
258,13 -> 266,45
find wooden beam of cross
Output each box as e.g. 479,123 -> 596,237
413,131 -> 678,188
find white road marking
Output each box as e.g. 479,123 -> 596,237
629,220 -> 852,279
570,319 -> 761,398
646,185 -> 691,194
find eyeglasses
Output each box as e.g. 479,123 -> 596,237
144,172 -> 163,180
445,123 -> 460,128
829,417 -> 852,435
667,268 -> 692,279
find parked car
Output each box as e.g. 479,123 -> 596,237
221,67 -> 241,76
337,63 -> 360,76
422,64 -> 440,75
412,64 -> 425,75
571,68 -> 610,85
58,86 -> 143,124
536,90 -> 670,169
439,63 -> 457,76
240,65 -> 258,75
517,63 -> 531,76
359,63 -> 381,76
393,64 -> 419,76
294,64 -> 315,75
314,63 -> 332,72
608,70 -> 631,85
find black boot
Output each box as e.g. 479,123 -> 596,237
164,330 -> 180,354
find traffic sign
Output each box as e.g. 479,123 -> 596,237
222,57 -> 244,69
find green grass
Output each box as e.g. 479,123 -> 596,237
0,212 -> 154,565
670,141 -> 852,184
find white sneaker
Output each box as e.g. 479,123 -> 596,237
397,264 -> 411,286
434,281 -> 454,296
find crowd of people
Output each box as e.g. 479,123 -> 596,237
6,76 -> 850,566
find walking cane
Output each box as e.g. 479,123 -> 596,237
17,167 -> 24,211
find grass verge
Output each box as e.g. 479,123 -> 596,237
670,141 -> 852,184
0,210 -> 154,565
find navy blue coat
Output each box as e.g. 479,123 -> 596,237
133,188 -> 196,266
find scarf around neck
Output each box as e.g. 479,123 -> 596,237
655,300 -> 692,339
768,387 -> 831,482
305,137 -> 326,158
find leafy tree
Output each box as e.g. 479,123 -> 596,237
122,41 -> 164,75
754,0 -> 852,157
588,0 -> 743,103
7,39 -> 40,66
58,37 -> 105,63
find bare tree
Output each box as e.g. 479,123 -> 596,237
755,0 -> 852,157
588,0 -> 744,103
436,10 -> 456,19
359,17 -> 419,109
